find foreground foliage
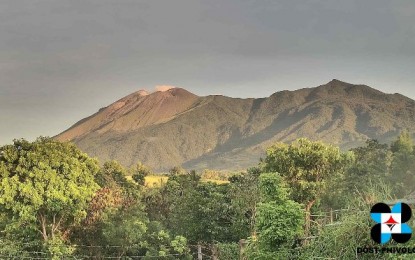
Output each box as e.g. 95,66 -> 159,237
0,132 -> 414,259
0,138 -> 100,257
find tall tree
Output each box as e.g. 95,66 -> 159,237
0,138 -> 99,256
262,138 -> 350,235
228,168 -> 260,240
389,131 -> 415,197
130,161 -> 152,186
165,174 -> 236,243
96,160 -> 141,206
247,173 -> 303,259
71,160 -> 142,253
344,139 -> 391,199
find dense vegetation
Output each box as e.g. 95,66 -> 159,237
1,132 -> 414,259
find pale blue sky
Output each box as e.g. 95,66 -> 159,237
1,0 -> 414,144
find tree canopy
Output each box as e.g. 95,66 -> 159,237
1,133 -> 415,259
262,138 -> 352,235
0,137 -> 100,257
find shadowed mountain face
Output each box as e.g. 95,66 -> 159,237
56,80 -> 415,171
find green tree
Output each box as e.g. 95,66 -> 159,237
143,184 -> 171,223
0,137 -> 100,257
262,138 -> 349,235
101,205 -> 149,257
246,173 -> 303,259
96,161 -> 129,188
228,168 -> 260,239
96,160 -> 141,206
169,166 -> 185,175
389,131 -> 415,197
216,242 -> 239,260
130,161 -> 152,185
165,174 -> 237,244
140,221 -> 190,259
169,183 -> 233,243
71,160 -> 143,256
391,131 -> 413,153
345,139 -> 391,195
302,182 -> 393,260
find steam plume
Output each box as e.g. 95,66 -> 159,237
155,85 -> 176,92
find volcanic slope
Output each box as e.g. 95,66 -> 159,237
56,80 -> 415,171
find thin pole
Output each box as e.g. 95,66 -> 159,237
198,244 -> 202,260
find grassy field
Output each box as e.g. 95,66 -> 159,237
144,175 -> 169,187
200,178 -> 230,185
126,175 -> 230,187
143,175 -> 229,187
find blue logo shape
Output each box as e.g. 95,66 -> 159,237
370,202 -> 412,244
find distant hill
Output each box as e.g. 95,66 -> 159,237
56,80 -> 415,171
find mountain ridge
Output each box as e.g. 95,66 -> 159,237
56,80 -> 415,171
58,87 -> 199,141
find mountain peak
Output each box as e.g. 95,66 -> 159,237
56,87 -> 199,142
325,79 -> 355,87
154,87 -> 196,96
307,79 -> 393,102
155,85 -> 177,92
56,80 -> 415,171
137,89 -> 149,96
329,78 -> 343,84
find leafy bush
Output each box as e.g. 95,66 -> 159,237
217,242 -> 239,260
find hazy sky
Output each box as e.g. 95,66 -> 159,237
1,0 -> 414,144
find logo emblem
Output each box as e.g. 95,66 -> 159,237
370,202 -> 412,244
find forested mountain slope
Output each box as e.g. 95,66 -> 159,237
56,80 -> 415,171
